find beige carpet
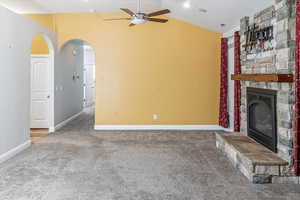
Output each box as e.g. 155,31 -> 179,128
0,110 -> 299,200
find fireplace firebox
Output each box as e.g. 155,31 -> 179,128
247,88 -> 277,152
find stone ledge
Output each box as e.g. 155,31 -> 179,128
215,132 -> 294,184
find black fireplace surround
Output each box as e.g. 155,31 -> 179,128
247,88 -> 277,152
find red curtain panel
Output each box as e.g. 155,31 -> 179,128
219,38 -> 229,128
234,31 -> 241,132
294,0 -> 300,176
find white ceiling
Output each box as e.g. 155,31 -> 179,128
0,0 -> 274,33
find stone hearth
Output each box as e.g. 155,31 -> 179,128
215,133 -> 298,184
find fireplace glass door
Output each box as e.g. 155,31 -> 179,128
247,88 -> 277,152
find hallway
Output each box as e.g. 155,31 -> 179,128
0,110 -> 300,200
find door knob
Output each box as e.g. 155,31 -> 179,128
47,95 -> 50,99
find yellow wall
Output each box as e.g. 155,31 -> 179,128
30,34 -> 49,54
25,14 -> 55,54
25,14 -> 55,31
27,13 -> 221,125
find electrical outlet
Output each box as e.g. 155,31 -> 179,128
153,114 -> 158,120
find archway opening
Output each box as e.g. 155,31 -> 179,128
56,39 -> 96,128
30,34 -> 54,143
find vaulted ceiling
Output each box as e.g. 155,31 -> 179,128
0,0 -> 274,33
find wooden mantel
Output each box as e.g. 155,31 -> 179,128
231,74 -> 294,83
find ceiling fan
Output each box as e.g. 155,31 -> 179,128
104,0 -> 171,26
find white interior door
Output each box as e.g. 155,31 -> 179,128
84,64 -> 95,107
83,46 -> 95,107
31,55 -> 50,128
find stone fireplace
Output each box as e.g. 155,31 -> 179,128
239,2 -> 295,172
217,0 -> 300,184
247,88 -> 277,152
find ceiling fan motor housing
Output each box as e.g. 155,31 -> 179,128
131,13 -> 147,24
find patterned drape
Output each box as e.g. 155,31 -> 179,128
294,0 -> 300,176
219,38 -> 229,128
234,31 -> 241,132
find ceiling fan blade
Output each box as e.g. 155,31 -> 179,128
104,18 -> 131,21
121,8 -> 135,16
129,23 -> 136,27
147,9 -> 170,17
148,18 -> 168,23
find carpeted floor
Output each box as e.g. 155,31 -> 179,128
0,109 -> 300,200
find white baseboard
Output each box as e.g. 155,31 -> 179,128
54,111 -> 83,132
94,125 -> 226,131
49,126 -> 55,133
223,128 -> 234,132
0,140 -> 31,164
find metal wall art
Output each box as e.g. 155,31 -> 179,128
243,24 -> 274,54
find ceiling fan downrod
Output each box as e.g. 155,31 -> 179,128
138,0 -> 142,13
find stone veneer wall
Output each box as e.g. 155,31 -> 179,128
239,0 -> 296,175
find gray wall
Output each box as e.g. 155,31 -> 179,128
0,5 -> 56,159
55,40 -> 84,125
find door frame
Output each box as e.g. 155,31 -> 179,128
30,34 -> 55,134
30,54 -> 54,132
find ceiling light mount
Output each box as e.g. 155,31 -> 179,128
198,8 -> 207,13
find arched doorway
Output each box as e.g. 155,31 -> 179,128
30,34 -> 55,142
55,39 -> 95,128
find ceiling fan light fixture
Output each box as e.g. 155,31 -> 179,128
131,17 -> 147,25
131,13 -> 147,25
